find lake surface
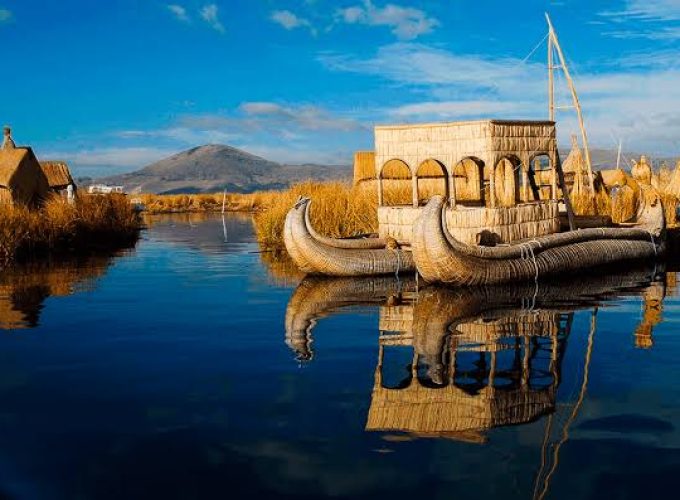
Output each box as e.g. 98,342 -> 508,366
0,213 -> 678,500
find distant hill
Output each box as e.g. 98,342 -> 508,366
98,144 -> 350,194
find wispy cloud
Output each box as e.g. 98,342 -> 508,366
389,100 -> 527,119
320,42 -> 680,154
600,1 -> 680,39
239,102 -> 362,131
320,43 -> 543,96
111,102 -> 365,165
0,8 -> 12,23
200,4 -> 225,33
335,1 -> 439,40
601,0 -> 680,21
44,147 -> 175,169
167,4 -> 190,23
271,10 -> 316,35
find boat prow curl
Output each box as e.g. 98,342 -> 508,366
412,195 -> 664,286
283,197 -> 415,277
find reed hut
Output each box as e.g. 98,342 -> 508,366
40,161 -> 76,197
374,120 -> 563,245
0,148 -> 50,206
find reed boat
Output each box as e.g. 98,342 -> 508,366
412,194 -> 664,286
283,197 -> 415,277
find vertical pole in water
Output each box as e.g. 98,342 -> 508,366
221,190 -> 227,214
616,140 -> 623,170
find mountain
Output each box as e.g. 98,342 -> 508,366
98,144 -> 350,194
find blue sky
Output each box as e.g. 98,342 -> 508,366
1,0 -> 680,176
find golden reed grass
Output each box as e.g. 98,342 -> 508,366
0,194 -> 141,267
140,192 -> 278,214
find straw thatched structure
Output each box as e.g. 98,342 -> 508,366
412,195 -> 663,286
40,161 -> 75,194
284,197 -> 415,276
0,148 -> 50,206
371,120 -> 574,248
374,120 -> 558,209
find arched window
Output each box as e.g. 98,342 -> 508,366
415,159 -> 448,206
378,159 -> 412,206
493,156 -> 522,207
453,157 -> 485,207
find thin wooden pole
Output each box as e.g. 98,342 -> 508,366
547,26 -> 555,122
616,140 -> 623,171
554,149 -> 576,231
546,13 -> 595,195
221,190 -> 227,214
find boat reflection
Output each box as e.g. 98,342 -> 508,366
283,267 -> 675,496
284,276 -> 416,361
0,255 -> 119,330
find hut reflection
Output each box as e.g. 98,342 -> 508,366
0,255 -> 116,330
284,267 -> 670,443
367,287 -> 570,442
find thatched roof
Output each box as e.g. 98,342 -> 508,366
40,161 -> 74,189
0,148 -> 32,186
0,147 -> 50,205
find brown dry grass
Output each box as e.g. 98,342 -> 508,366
140,192 -> 279,214
251,180 -> 417,249
0,194 -> 141,267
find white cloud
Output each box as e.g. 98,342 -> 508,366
118,127 -> 239,145
239,102 -> 363,131
320,42 -> 680,155
320,43 -> 544,96
200,4 -> 225,33
336,1 -> 439,40
271,10 -> 316,34
0,8 -> 12,23
389,100 -> 527,119
600,1 -> 680,39
167,4 -> 190,23
601,0 -> 680,21
44,147 -> 175,168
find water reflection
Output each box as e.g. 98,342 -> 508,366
285,276 -> 416,361
282,267 -> 676,497
0,255 -> 118,329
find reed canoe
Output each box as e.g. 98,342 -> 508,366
412,195 -> 664,286
284,197 -> 415,276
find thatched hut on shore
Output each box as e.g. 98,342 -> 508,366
40,160 -> 76,197
0,148 -> 50,206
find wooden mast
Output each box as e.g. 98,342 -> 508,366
547,26 -> 555,122
545,13 -> 596,195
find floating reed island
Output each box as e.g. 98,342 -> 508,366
0,131 -> 142,267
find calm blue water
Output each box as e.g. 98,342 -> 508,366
0,214 -> 678,500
